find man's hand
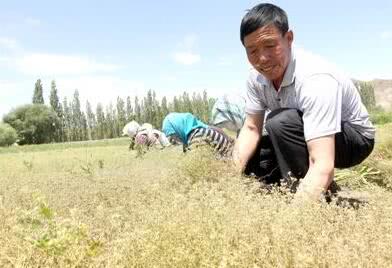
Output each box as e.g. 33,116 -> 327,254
232,112 -> 264,173
296,134 -> 335,200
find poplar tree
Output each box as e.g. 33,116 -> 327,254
134,96 -> 141,123
71,90 -> 83,141
49,80 -> 63,142
32,79 -> 45,104
62,97 -> 72,141
126,96 -> 133,121
116,96 -> 127,133
86,100 -> 97,140
81,112 -> 88,140
105,103 -> 116,138
96,103 -> 106,139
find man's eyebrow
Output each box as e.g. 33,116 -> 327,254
245,44 -> 257,50
246,35 -> 278,46
260,36 -> 277,43
245,39 -> 276,50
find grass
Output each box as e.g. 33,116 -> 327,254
0,125 -> 392,267
335,123 -> 392,190
0,137 -> 130,154
370,110 -> 392,125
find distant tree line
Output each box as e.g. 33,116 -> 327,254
0,78 -> 380,146
353,80 -> 377,112
1,79 -> 215,145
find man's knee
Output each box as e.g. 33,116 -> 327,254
265,108 -> 301,134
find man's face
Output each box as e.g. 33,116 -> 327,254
244,25 -> 293,85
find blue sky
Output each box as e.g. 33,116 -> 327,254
1,0 -> 391,117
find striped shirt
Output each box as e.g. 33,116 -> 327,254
187,127 -> 234,156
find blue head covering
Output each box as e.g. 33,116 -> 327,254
162,112 -> 208,145
211,94 -> 246,132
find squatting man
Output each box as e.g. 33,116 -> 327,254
232,3 -> 375,200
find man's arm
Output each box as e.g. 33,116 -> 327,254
297,134 -> 335,199
233,111 -> 265,173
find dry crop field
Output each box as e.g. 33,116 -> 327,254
1,125 -> 392,267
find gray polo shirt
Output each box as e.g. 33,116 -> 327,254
245,48 -> 375,141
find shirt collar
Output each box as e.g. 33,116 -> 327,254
280,49 -> 296,88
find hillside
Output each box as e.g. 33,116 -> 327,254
371,79 -> 392,110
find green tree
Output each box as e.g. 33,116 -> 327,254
0,123 -> 18,146
142,90 -> 154,124
192,92 -> 204,121
49,81 -> 60,112
134,96 -> 141,123
173,96 -> 180,112
86,100 -> 97,140
355,81 -> 376,112
126,96 -> 133,121
105,103 -> 116,138
32,79 -> 45,104
161,96 -> 169,117
49,80 -> 63,142
197,90 -> 215,123
96,103 -> 106,139
116,96 -> 127,133
181,91 -> 192,113
71,90 -> 83,141
152,91 -> 162,127
62,97 -> 72,142
81,112 -> 88,140
3,104 -> 59,145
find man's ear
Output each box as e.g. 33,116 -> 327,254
286,30 -> 294,46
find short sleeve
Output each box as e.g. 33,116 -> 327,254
299,74 -> 342,141
245,71 -> 268,114
158,133 -> 171,147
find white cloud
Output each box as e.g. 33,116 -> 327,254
295,45 -> 391,81
24,17 -> 41,27
0,37 -> 18,50
293,46 -> 352,78
0,76 -> 146,118
0,80 -> 20,98
217,57 -> 232,66
0,56 -> 10,64
380,31 -> 392,40
180,34 -> 198,51
53,75 -> 146,107
160,74 -> 177,82
15,53 -> 120,76
295,46 -> 343,69
173,34 -> 201,65
0,38 -> 120,76
173,52 -> 201,65
0,80 -> 28,118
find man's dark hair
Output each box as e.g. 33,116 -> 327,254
240,3 -> 289,45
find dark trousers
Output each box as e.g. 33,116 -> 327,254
244,108 -> 375,184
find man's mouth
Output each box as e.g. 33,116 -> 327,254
261,65 -> 275,72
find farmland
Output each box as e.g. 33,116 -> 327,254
0,125 -> 392,267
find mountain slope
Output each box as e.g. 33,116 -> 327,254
371,79 -> 392,110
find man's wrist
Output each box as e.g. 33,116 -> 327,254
232,148 -> 245,173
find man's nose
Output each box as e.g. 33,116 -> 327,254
258,52 -> 269,64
